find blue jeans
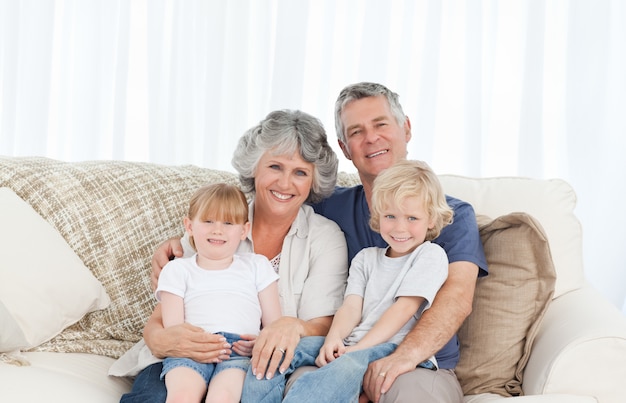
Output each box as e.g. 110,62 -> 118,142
120,361 -> 166,403
161,354 -> 250,383
283,341 -> 398,403
241,336 -> 325,403
242,336 -> 434,403
120,332 -> 244,403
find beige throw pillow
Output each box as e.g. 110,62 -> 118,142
0,188 -> 110,352
455,212 -> 556,396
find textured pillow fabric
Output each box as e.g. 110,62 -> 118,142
0,157 -> 238,358
455,213 -> 556,396
0,187 -> 110,352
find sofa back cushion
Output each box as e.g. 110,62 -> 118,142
0,157 -> 237,357
437,175 -> 583,298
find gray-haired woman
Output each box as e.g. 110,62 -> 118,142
117,110 -> 348,403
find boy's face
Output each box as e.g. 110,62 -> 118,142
338,95 -> 411,184
379,196 -> 434,258
185,216 -> 249,266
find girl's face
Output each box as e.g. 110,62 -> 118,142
378,196 -> 434,258
253,150 -> 314,219
184,215 -> 250,268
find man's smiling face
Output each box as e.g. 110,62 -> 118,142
338,95 -> 412,185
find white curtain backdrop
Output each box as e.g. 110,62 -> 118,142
2,0 -> 625,313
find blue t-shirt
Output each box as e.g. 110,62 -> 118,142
312,185 -> 488,369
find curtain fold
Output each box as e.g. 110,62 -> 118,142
1,0 -> 625,312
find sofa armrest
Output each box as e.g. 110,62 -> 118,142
522,285 -> 626,403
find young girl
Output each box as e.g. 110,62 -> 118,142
157,183 -> 281,403
243,159 -> 453,403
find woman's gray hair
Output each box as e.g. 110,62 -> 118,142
334,82 -> 407,144
232,110 -> 338,204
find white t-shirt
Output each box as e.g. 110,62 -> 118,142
343,241 -> 448,346
156,252 -> 279,336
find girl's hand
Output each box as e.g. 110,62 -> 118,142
232,334 -> 256,357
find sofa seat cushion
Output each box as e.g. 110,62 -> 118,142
456,213 -> 556,396
463,393 -> 597,403
0,352 -> 132,402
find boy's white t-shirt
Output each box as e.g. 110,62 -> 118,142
343,241 -> 448,346
155,252 -> 279,336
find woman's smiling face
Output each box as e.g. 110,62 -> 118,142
253,150 -> 314,218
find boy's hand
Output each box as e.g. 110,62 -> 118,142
315,337 -> 345,367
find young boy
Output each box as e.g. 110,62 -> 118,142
157,183 -> 281,403
242,159 -> 452,403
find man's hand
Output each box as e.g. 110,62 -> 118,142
150,237 -> 184,291
362,352 -> 417,403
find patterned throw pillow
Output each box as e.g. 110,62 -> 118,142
456,213 -> 556,396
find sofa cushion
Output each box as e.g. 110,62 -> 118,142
0,352 -> 132,401
0,157 -> 238,358
438,175 -> 582,299
0,188 -> 111,355
455,213 -> 556,396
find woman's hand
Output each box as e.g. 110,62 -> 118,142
250,316 -> 332,380
232,334 -> 256,357
146,322 -> 232,363
150,237 -> 184,291
249,316 -> 304,380
143,304 -> 231,363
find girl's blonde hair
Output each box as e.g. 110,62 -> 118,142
369,160 -> 453,241
187,183 -> 249,249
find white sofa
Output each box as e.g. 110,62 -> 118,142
1,156 -> 625,403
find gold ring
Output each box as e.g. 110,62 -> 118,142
379,372 -> 386,377
278,347 -> 286,354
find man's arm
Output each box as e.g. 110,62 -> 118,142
362,261 -> 478,402
150,237 -> 184,291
